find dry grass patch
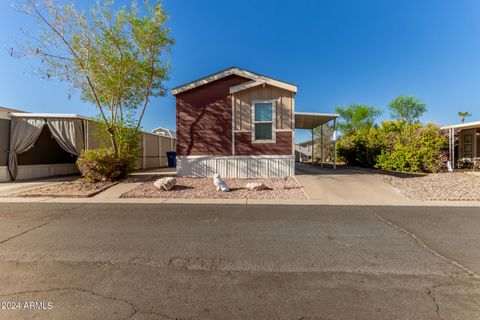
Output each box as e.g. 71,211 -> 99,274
121,177 -> 307,200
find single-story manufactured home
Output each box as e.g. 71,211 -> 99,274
0,107 -> 176,182
442,120 -> 480,169
172,67 -> 338,178
295,139 -> 318,162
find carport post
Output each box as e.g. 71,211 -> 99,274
320,124 -> 324,167
333,118 -> 337,169
448,128 -> 452,169
311,128 -> 314,165
449,128 -> 455,171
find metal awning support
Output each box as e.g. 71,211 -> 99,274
333,118 -> 337,169
448,127 -> 455,171
311,128 -> 314,163
320,124 -> 324,167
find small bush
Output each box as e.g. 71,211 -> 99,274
76,148 -> 137,182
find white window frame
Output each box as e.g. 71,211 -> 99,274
252,99 -> 276,144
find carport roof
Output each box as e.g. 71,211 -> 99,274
295,112 -> 339,130
441,120 -> 480,131
10,112 -> 91,121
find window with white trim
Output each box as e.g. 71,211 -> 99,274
253,100 -> 275,143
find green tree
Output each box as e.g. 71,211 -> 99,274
457,111 -> 472,124
388,95 -> 427,124
12,0 -> 174,157
313,123 -> 335,162
335,104 -> 382,135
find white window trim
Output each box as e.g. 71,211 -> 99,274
252,100 -> 276,144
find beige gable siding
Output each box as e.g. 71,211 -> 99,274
233,84 -> 294,131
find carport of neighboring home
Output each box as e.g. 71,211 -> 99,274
0,110 -> 176,182
442,120 -> 480,169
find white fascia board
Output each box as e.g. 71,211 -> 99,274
0,111 -> 11,120
236,69 -> 297,93
229,78 -> 298,94
172,67 -> 297,95
258,77 -> 297,93
10,113 -> 92,121
229,80 -> 265,94
441,121 -> 480,130
294,112 -> 340,118
172,68 -> 241,95
10,112 -> 171,137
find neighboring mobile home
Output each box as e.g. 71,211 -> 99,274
295,140 -> 317,162
0,108 -> 176,182
172,67 -> 338,178
442,120 -> 480,169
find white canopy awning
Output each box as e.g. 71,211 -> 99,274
441,121 -> 480,131
294,112 -> 339,130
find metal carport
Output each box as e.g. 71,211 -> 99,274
294,112 -> 339,168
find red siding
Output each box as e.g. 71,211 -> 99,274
235,131 -> 293,155
176,75 -> 250,156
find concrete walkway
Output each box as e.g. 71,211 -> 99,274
295,163 -> 416,205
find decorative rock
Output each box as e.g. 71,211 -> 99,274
154,177 -> 176,191
245,182 -> 267,191
213,174 -> 229,192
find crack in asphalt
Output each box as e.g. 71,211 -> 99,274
365,206 -> 480,280
131,310 -> 199,320
0,287 -> 192,320
0,203 -> 86,246
426,287 -> 441,319
0,287 -> 137,318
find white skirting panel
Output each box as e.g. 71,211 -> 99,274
16,163 -> 79,181
177,156 -> 295,178
0,166 -> 11,182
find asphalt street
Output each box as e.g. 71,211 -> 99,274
0,203 -> 479,319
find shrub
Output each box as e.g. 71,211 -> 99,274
77,118 -> 141,182
337,128 -> 382,167
76,148 -> 137,182
336,121 -> 447,173
374,122 -> 447,173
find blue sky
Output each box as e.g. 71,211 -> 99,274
1,0 -> 479,142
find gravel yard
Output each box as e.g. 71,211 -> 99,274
378,172 -> 480,201
10,179 -> 116,198
122,177 -> 307,200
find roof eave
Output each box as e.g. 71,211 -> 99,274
441,121 -> 480,130
172,67 -> 297,95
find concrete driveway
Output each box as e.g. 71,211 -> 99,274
0,203 -> 479,319
0,176 -> 76,196
295,163 -> 413,205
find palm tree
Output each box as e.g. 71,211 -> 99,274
335,104 -> 382,135
458,111 -> 472,124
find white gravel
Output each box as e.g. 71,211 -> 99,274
122,177 -> 307,200
378,172 -> 480,201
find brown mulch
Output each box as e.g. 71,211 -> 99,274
378,172 -> 480,201
12,179 -> 117,198
121,177 -> 307,200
